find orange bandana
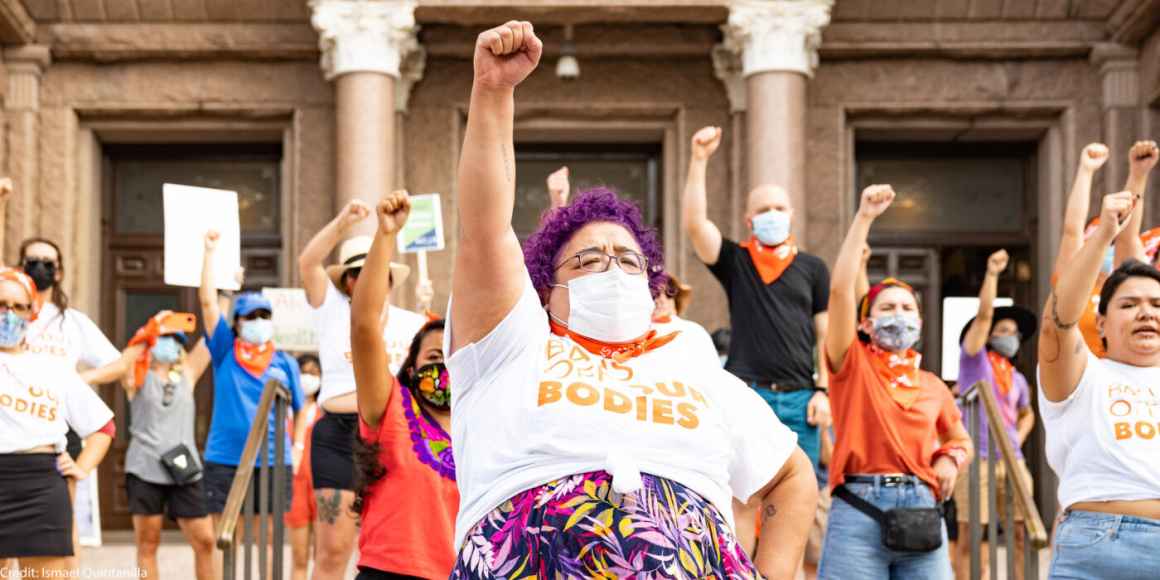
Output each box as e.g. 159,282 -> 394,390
549,320 -> 679,363
235,340 -> 275,378
740,236 -> 798,285
652,314 -> 673,324
986,350 -> 1014,397
868,343 -> 923,409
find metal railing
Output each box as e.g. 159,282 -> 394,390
961,380 -> 1049,580
215,379 -> 291,580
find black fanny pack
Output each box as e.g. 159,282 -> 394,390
160,444 -> 202,485
835,484 -> 944,552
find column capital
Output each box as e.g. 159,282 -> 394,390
711,44 -> 746,112
1090,42 -> 1138,109
721,0 -> 834,78
309,0 -> 419,80
396,45 -> 426,113
3,45 -> 50,111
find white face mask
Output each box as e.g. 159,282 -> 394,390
553,268 -> 655,343
300,374 -> 321,397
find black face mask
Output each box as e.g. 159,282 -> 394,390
23,260 -> 57,291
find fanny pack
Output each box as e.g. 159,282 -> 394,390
835,484 -> 944,552
159,443 -> 202,485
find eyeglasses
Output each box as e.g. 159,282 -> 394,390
555,248 -> 649,276
242,310 -> 272,321
0,301 -> 32,315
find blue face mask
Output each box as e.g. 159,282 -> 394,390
871,314 -> 921,352
1101,248 -> 1115,275
239,319 -> 274,345
151,336 -> 182,364
751,210 -> 791,246
0,311 -> 27,348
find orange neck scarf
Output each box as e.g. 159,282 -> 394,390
986,350 -> 1014,397
652,314 -> 673,324
868,343 -> 923,409
235,340 -> 275,378
549,320 -> 679,363
740,236 -> 798,285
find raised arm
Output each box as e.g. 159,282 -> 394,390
547,166 -> 570,210
450,21 -> 542,353
855,244 -> 871,301
681,126 -> 724,265
826,185 -> 895,371
80,343 -> 145,386
198,230 -> 222,339
298,200 -> 371,307
352,191 -> 411,428
963,250 -> 1008,357
1114,140 -> 1158,265
1040,191 -> 1133,402
1053,144 -> 1108,280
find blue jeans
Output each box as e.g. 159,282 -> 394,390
751,386 -> 820,469
819,477 -> 951,580
1049,510 -> 1160,580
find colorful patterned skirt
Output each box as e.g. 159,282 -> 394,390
451,470 -> 759,579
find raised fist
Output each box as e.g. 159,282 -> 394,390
691,126 -> 722,161
204,229 -> 220,251
547,166 -> 570,208
1129,140 -> 1159,176
1099,191 -> 1135,235
987,249 -> 1009,276
473,21 -> 543,90
1081,143 -> 1109,172
0,177 -> 13,201
337,200 -> 371,231
377,190 -> 412,236
858,184 -> 895,219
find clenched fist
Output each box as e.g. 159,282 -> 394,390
1129,140 -> 1159,176
474,21 -> 543,91
858,184 -> 895,219
336,200 -> 372,231
377,190 -> 412,236
986,249 -> 1009,276
547,166 -> 570,208
1099,191 -> 1135,236
691,126 -> 722,161
1080,143 -> 1109,173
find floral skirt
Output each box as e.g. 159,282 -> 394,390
451,471 -> 758,579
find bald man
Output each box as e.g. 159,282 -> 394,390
682,126 -> 831,474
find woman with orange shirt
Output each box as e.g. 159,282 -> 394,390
819,185 -> 973,580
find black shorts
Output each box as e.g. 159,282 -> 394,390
126,473 -> 209,520
310,412 -> 357,491
355,568 -> 424,580
0,454 -> 72,557
203,461 -> 293,515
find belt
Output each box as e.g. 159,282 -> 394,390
752,382 -> 812,393
845,474 -> 922,487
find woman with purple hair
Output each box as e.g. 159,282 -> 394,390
445,21 -> 817,579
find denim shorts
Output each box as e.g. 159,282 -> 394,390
1049,509 -> 1160,580
819,475 -> 951,580
751,386 -> 820,469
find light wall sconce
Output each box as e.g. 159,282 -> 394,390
556,24 -> 579,80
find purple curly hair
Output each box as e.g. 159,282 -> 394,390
523,187 -> 666,302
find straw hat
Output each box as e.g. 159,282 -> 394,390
325,236 -> 410,290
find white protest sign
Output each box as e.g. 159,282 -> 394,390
163,184 -> 242,290
396,193 -> 445,253
262,288 -> 318,352
941,296 -> 1014,381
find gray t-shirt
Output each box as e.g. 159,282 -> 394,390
125,369 -> 202,485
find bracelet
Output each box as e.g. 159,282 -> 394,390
812,386 -> 829,395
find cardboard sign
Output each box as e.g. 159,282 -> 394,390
941,296 -> 1014,381
262,288 -> 317,352
163,184 -> 242,291
396,193 -> 445,253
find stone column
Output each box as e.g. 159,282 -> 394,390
721,0 -> 832,240
311,0 -> 419,236
2,45 -> 50,263
1090,43 -> 1141,197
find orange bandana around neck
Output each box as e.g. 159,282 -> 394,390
235,340 -> 275,378
549,320 -> 679,363
740,236 -> 798,285
868,343 -> 923,409
986,350 -> 1014,397
652,314 -> 673,325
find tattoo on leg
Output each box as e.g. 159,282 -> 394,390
762,504 -> 778,521
316,490 -> 341,525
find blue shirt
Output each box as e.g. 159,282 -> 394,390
204,317 -> 303,466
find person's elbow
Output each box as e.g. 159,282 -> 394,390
771,448 -> 819,507
350,308 -> 381,343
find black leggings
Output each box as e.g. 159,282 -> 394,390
310,412 -> 357,490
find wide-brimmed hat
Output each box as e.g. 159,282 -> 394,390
959,305 -> 1038,345
664,273 -> 693,316
325,236 -> 411,290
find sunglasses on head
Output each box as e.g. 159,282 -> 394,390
242,310 -> 272,321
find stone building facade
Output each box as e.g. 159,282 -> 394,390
0,0 -> 1155,529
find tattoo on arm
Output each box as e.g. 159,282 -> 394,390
762,504 -> 778,521
1050,295 -> 1078,330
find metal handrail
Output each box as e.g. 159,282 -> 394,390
215,378 -> 291,580
961,379 -> 1048,580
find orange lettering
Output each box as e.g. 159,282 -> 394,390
546,339 -> 566,361
569,346 -> 592,364
47,407 -> 56,421
635,396 -> 648,421
652,399 -> 675,425
656,381 -> 686,398
14,398 -> 27,413
566,382 -> 599,406
538,381 -> 563,406
688,386 -> 708,406
36,403 -> 50,419
1110,400 -> 1132,417
1136,422 -> 1157,440
0,394 -> 11,407
604,388 -> 631,414
28,386 -> 45,398
677,402 -> 700,429
1115,422 -> 1133,440
604,360 -> 633,382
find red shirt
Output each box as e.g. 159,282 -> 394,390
357,379 -> 459,577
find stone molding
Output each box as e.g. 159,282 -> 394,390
396,45 -> 427,112
720,0 -> 833,78
3,45 -> 50,111
310,0 -> 419,80
1090,42 -> 1139,109
711,43 -> 746,112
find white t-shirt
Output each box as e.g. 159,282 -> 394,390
654,316 -> 720,370
24,303 -> 120,371
1038,352 -> 1160,510
446,272 -> 797,549
0,351 -> 115,453
314,283 -> 428,406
